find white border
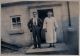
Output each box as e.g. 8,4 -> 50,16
1,0 -> 80,56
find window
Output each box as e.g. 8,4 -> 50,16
11,16 -> 21,29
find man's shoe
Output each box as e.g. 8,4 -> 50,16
33,47 -> 37,49
38,46 -> 41,49
53,45 -> 55,48
48,46 -> 51,48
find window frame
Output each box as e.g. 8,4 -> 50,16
10,15 -> 21,30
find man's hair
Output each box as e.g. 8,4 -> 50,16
33,12 -> 37,15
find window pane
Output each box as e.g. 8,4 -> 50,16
13,24 -> 17,27
16,23 -> 21,28
12,18 -> 16,23
17,23 -> 21,25
11,16 -> 21,29
17,17 -> 21,22
17,23 -> 21,27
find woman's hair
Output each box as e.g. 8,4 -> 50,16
47,11 -> 52,13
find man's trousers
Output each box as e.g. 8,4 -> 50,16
32,26 -> 41,48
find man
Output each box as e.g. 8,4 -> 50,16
28,12 -> 42,49
43,11 -> 58,47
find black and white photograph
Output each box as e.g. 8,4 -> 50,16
1,0 -> 79,55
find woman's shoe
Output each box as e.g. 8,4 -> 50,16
48,44 -> 52,48
53,45 -> 55,48
33,47 -> 37,49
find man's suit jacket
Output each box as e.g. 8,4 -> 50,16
27,18 -> 43,32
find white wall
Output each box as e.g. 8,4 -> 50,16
1,5 -> 32,46
60,1 -> 79,51
68,2 -> 79,50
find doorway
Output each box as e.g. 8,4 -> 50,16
37,9 -> 53,21
37,9 -> 53,43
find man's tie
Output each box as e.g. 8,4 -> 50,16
33,18 -> 37,25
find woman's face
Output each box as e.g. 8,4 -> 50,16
48,12 -> 53,17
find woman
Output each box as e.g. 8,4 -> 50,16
43,11 -> 58,47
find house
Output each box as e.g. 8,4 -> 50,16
1,1 -> 79,52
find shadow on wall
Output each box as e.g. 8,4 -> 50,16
63,16 -> 79,54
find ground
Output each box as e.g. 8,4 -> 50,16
1,43 -> 78,55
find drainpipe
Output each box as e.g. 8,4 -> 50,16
67,1 -> 74,32
67,1 -> 71,27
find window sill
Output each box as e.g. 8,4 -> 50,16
9,29 -> 24,35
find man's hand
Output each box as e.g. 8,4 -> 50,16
44,29 -> 47,32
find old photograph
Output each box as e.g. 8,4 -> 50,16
1,1 -> 79,55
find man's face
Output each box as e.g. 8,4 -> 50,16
47,12 -> 53,17
33,12 -> 37,17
